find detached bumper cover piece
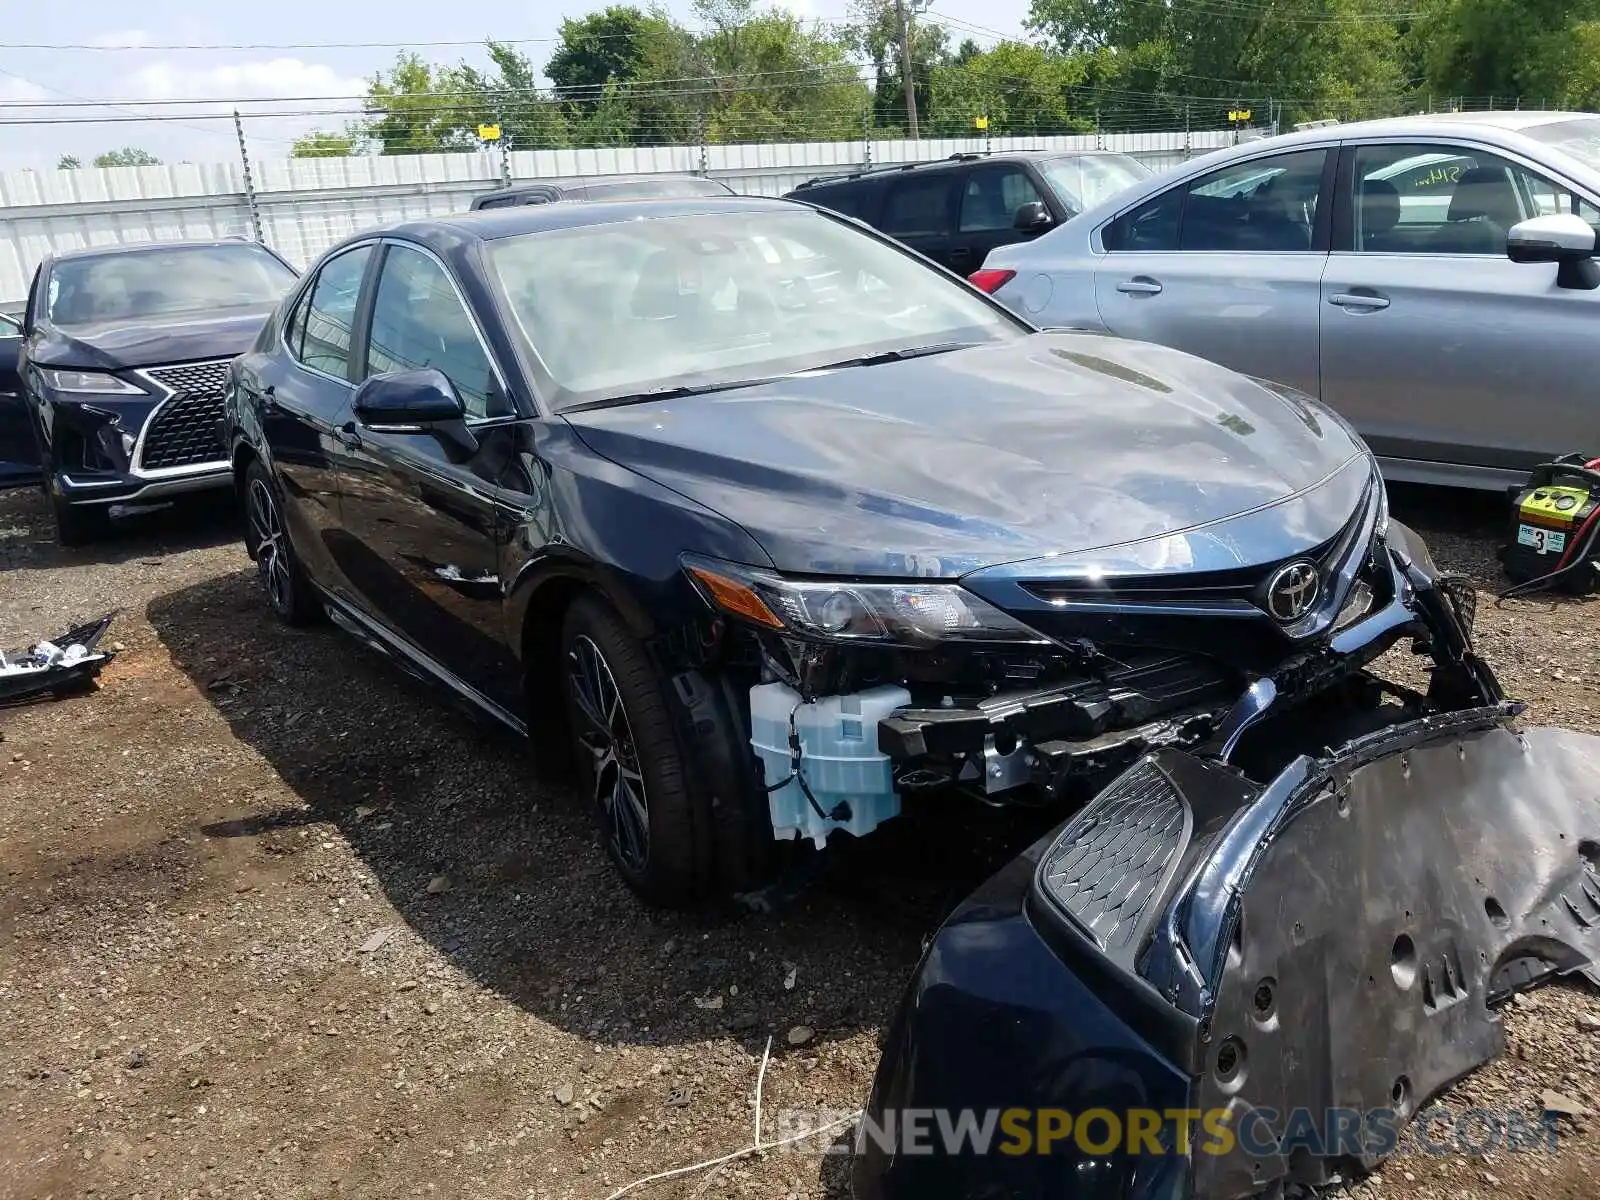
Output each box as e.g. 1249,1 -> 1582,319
855,708 -> 1600,1200
0,613 -> 117,704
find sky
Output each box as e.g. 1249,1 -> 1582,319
0,0 -> 1035,170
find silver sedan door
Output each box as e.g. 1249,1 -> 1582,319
1320,140 -> 1600,486
1092,147 -> 1332,398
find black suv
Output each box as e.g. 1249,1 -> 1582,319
470,174 -> 735,210
786,150 -> 1151,273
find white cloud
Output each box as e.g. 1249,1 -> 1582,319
123,57 -> 368,103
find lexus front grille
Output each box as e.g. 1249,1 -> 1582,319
136,360 -> 232,471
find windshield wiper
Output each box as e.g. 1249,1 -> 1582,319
801,341 -> 977,372
566,376 -> 787,412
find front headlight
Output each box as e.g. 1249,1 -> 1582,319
682,554 -> 1049,646
36,368 -> 145,396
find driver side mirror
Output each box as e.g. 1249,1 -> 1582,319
1013,201 -> 1053,233
1507,214 -> 1600,290
352,367 -> 479,461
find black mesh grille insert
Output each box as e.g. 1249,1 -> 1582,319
138,361 -> 231,470
1038,760 -> 1189,959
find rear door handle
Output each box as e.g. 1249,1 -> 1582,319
1116,277 -> 1163,296
1328,292 -> 1390,311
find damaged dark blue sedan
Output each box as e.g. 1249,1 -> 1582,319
220,195 -> 1600,1197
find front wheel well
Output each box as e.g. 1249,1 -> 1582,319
520,576 -> 592,778
231,443 -> 258,504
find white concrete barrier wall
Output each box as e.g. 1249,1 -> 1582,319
0,129 -> 1235,302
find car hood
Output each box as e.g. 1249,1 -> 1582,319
30,305 -> 275,371
563,331 -> 1368,577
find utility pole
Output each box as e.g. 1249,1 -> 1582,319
895,0 -> 920,141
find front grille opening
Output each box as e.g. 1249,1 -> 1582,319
137,361 -> 231,471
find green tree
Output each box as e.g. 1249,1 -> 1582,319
363,52 -> 483,153
55,154 -> 81,169
547,7 -> 659,103
695,0 -> 870,141
926,41 -> 1092,136
1413,0 -> 1600,103
291,130 -> 361,157
93,147 -> 160,167
1027,0 -> 1412,127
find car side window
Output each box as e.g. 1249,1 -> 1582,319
881,175 -> 954,238
366,244 -> 501,419
1349,142 -> 1600,254
1102,187 -> 1184,251
283,287 -> 312,359
1179,149 -> 1327,252
295,245 -> 372,379
959,167 -> 1045,233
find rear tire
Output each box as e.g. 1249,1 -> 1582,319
560,594 -> 711,907
242,460 -> 320,625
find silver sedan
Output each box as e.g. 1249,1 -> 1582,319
979,111 -> 1600,491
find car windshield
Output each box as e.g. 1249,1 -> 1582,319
46,243 -> 296,326
1523,117 -> 1600,175
487,208 -> 1025,409
1038,154 -> 1152,214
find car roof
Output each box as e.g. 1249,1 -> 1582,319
476,173 -> 733,198
42,237 -> 272,267
1222,110 -> 1598,156
791,149 -> 1135,191
390,194 -> 808,245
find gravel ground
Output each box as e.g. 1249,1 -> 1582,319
4,482 -> 1600,1200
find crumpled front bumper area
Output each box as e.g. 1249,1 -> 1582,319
854,707 -> 1600,1200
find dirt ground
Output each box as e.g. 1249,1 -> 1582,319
5,482 -> 1600,1200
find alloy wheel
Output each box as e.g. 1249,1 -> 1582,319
248,476 -> 293,614
567,634 -> 650,874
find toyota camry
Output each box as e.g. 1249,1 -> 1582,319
220,195 -> 1600,1196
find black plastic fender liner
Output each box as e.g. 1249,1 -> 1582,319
1186,716 -> 1600,1198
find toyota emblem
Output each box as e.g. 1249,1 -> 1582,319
1265,560 -> 1320,622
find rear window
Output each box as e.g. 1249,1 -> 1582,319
46,243 -> 296,326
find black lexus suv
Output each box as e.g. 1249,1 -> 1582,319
19,238 -> 298,543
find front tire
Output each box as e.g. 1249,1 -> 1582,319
560,595 -> 711,907
242,460 -> 319,625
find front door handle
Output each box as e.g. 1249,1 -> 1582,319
1328,291 -> 1390,311
337,421 -> 362,451
1116,276 -> 1163,296
949,247 -> 973,266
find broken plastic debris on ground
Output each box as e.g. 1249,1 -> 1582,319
0,612 -> 117,705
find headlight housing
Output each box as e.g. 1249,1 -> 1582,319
36,368 -> 145,396
682,554 -> 1049,646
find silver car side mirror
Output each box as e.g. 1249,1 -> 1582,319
1507,214 -> 1600,290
